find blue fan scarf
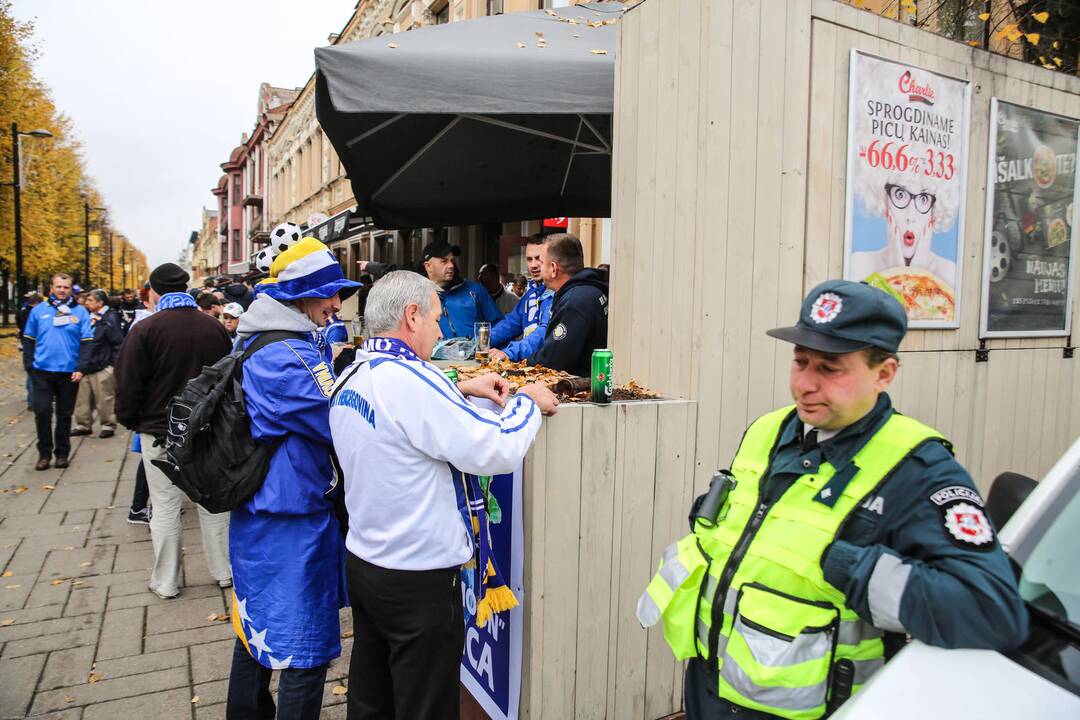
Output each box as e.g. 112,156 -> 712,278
156,292 -> 197,311
362,336 -> 517,627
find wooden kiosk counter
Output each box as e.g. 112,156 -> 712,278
516,398 -> 697,720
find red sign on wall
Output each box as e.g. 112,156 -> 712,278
543,217 -> 568,228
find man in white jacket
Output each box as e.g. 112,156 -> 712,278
330,271 -> 557,720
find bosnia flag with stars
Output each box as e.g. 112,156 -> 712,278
229,294 -> 350,670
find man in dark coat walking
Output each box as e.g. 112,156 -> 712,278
72,289 -> 125,438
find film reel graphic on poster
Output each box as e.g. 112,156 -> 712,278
980,98 -> 1080,338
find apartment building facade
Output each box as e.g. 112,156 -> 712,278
213,83 -> 299,275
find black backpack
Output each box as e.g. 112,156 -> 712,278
149,330 -> 305,513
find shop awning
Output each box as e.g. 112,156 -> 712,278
306,207 -> 374,244
314,2 -> 622,229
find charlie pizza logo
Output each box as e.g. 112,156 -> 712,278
898,70 -> 935,106
810,293 -> 843,324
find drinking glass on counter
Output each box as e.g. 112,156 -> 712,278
351,316 -> 366,347
474,322 -> 491,363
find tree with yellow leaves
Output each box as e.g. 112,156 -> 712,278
0,1 -> 148,316
843,1 -> 1078,75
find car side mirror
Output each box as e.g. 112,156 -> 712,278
986,471 -> 1037,529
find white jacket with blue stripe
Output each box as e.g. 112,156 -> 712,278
329,345 -> 541,571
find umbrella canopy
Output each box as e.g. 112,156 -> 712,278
314,2 -> 623,229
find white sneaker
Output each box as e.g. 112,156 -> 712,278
149,585 -> 179,600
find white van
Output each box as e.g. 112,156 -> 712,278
832,437 -> 1080,718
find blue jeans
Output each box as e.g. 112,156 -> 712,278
226,638 -> 328,720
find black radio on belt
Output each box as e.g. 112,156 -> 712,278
689,470 -> 737,529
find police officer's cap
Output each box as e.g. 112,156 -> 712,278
766,279 -> 907,354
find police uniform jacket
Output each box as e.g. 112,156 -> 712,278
528,268 -> 608,377
698,390 -> 1027,693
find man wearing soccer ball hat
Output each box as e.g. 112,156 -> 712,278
225,233 -> 362,717
638,280 -> 1027,719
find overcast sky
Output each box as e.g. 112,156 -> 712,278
12,0 -> 354,268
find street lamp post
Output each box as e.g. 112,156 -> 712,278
84,202 -> 106,289
108,230 -> 114,294
9,123 -> 53,300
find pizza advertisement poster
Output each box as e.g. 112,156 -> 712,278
979,99 -> 1080,338
843,50 -> 971,329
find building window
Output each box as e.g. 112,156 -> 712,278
487,0 -> 503,14
233,174 -> 242,203
434,2 -> 449,24
232,229 -> 241,262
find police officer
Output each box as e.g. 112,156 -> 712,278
526,233 -> 608,376
638,280 -> 1027,719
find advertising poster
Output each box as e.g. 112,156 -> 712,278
844,50 -> 971,328
980,99 -> 1080,337
460,466 -> 523,720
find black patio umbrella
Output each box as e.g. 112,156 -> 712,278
314,2 -> 623,229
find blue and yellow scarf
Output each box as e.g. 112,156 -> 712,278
363,337 -> 517,627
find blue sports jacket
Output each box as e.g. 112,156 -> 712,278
489,280 -> 554,361
322,318 -> 348,345
230,303 -> 347,670
438,276 -> 504,339
22,297 -> 93,373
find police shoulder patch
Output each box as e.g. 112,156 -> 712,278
552,323 -> 567,341
939,500 -> 995,551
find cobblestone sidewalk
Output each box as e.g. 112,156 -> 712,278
0,356 -> 352,719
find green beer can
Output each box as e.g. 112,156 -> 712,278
591,349 -> 613,404
444,368 -> 459,382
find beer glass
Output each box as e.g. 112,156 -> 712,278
351,316 -> 366,348
474,322 -> 491,362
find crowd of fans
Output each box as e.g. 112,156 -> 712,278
11,227 -> 610,719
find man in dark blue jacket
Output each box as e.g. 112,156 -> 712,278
23,274 -> 94,470
527,234 -> 608,377
72,289 -> 125,439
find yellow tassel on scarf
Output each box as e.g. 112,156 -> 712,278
475,558 -> 518,627
476,584 -> 519,628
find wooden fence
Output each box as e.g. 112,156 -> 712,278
611,0 -> 1080,499
519,399 -> 696,719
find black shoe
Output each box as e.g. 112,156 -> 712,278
35,458 -> 50,471
54,457 -> 69,469
70,428 -> 92,437
127,507 -> 151,525
99,428 -> 115,439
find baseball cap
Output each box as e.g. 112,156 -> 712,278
421,240 -> 460,262
222,302 -> 244,318
766,279 -> 907,354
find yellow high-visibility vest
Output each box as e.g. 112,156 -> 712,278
638,406 -> 943,719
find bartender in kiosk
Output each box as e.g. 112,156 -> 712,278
525,233 -> 608,377
637,279 -> 1027,719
